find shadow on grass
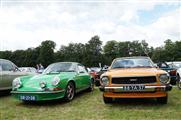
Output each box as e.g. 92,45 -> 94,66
0,90 -> 11,97
108,98 -> 167,107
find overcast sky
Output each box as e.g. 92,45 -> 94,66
0,0 -> 180,51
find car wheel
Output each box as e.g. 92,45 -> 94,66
157,96 -> 167,104
64,82 -> 75,102
103,96 -> 112,104
95,80 -> 101,86
87,79 -> 94,92
176,74 -> 181,89
177,80 -> 181,89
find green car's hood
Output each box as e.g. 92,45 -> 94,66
18,72 -> 76,91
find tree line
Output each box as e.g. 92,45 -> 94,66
0,35 -> 181,68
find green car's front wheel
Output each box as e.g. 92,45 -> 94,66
87,79 -> 94,92
64,82 -> 75,102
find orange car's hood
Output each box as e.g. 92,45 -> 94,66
104,68 -> 166,77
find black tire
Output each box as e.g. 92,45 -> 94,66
176,74 -> 181,89
177,80 -> 181,89
103,96 -> 112,104
87,79 -> 94,92
95,80 -> 101,86
64,82 -> 75,102
157,96 -> 168,104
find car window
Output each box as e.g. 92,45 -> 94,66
0,65 -> 2,71
78,65 -> 87,73
111,58 -> 154,69
1,62 -> 14,71
43,63 -> 76,74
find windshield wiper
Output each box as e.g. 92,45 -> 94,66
63,70 -> 75,72
132,66 -> 153,68
46,71 -> 60,74
112,66 -> 125,69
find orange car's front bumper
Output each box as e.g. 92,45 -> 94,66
103,91 -> 167,98
100,85 -> 172,98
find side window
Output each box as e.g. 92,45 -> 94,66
78,65 -> 87,73
2,62 -> 14,71
0,65 -> 2,71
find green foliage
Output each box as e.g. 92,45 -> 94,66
0,37 -> 180,67
152,40 -> 181,62
37,40 -> 56,67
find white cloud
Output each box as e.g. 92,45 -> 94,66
0,1 -> 180,51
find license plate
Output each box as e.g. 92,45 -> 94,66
123,85 -> 145,91
20,96 -> 36,101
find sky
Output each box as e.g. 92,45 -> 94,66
0,0 -> 180,51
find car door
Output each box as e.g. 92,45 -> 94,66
0,60 -> 25,90
0,60 -> 16,90
76,64 -> 90,89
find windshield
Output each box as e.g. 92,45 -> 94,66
43,63 -> 76,74
111,58 -> 154,69
90,67 -> 101,72
169,63 -> 181,69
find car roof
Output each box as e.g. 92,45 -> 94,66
51,62 -> 81,65
115,56 -> 150,60
0,59 -> 12,62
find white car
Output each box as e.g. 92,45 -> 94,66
19,67 -> 37,73
167,62 -> 181,89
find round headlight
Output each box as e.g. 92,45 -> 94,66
12,78 -> 22,89
101,76 -> 109,86
40,81 -> 47,88
52,76 -> 60,86
160,74 -> 170,84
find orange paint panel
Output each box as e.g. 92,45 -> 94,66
103,92 -> 167,98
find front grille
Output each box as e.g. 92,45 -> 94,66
111,76 -> 157,84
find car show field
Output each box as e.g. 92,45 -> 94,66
0,87 -> 181,120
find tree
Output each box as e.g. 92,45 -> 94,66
84,35 -> 103,67
37,40 -> 56,67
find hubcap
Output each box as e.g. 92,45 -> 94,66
67,84 -> 74,100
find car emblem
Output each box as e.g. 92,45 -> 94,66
129,79 -> 138,81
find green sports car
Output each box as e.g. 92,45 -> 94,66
11,62 -> 94,102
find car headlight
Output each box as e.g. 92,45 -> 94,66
52,76 -> 60,86
39,81 -> 47,88
101,76 -> 109,86
160,74 -> 170,84
12,78 -> 22,89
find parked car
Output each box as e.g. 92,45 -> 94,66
11,62 -> 94,102
167,62 -> 181,89
157,62 -> 177,85
94,67 -> 108,86
19,67 -> 37,73
99,57 -> 172,104
0,59 -> 34,91
88,67 -> 101,79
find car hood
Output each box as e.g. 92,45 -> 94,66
18,72 -> 76,91
103,68 -> 166,77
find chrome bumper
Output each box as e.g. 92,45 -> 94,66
11,89 -> 65,94
99,84 -> 172,92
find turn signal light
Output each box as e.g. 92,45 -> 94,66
53,88 -> 62,91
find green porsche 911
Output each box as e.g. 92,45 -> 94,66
11,62 -> 94,102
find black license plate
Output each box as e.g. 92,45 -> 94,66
123,85 -> 145,91
20,96 -> 36,101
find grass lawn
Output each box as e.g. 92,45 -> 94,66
0,87 -> 181,120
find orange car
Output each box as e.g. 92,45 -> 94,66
99,57 -> 172,104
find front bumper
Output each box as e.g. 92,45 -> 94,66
99,84 -> 172,92
11,89 -> 65,101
